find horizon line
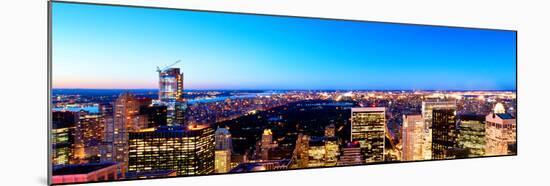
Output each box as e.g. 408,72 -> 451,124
52,88 -> 517,91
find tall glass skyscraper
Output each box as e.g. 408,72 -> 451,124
52,111 -> 77,165
158,68 -> 183,103
421,100 -> 456,160
432,108 -> 458,160
214,127 -> 232,173
157,68 -> 185,125
351,107 -> 386,163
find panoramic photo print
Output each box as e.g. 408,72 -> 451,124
49,1 -> 517,185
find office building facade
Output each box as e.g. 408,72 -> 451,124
128,125 -> 215,176
421,100 -> 456,159
457,114 -> 486,157
351,107 -> 386,163
402,114 -> 424,161
432,108 -> 458,159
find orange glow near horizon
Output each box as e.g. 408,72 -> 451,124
53,81 -> 157,89
52,80 -> 251,90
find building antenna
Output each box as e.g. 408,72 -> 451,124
156,60 -> 181,73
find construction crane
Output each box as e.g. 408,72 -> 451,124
156,60 -> 181,73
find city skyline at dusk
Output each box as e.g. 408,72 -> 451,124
50,2 -> 517,185
52,2 -> 516,90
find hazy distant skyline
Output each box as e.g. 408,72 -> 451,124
52,2 -> 516,90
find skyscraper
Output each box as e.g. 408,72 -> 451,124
432,108 -> 458,159
457,114 -> 486,157
401,114 -> 424,161
261,129 -> 276,160
324,135 -> 339,166
139,105 -> 167,128
158,68 -> 183,103
422,101 -> 457,127
307,136 -> 327,167
291,134 -> 309,168
157,67 -> 185,125
99,102 -> 116,163
351,107 -> 386,163
76,110 -> 104,162
421,100 -> 456,159
112,93 -> 141,169
215,127 -> 233,151
52,111 -> 77,165
485,103 -> 516,156
291,134 -> 339,168
128,125 -> 215,176
214,127 -> 233,173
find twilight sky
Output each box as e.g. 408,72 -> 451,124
52,2 -> 516,90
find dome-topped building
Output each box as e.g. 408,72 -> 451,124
486,102 -> 516,156
494,102 -> 506,114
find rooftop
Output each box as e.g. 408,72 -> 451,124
142,125 -> 211,132
404,114 -> 422,120
308,136 -> 326,146
263,129 -> 273,135
215,127 -> 231,135
52,162 -> 118,175
351,107 -> 385,112
458,114 -> 485,121
496,113 -> 515,120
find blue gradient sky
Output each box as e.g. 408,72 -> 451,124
52,2 -> 516,90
